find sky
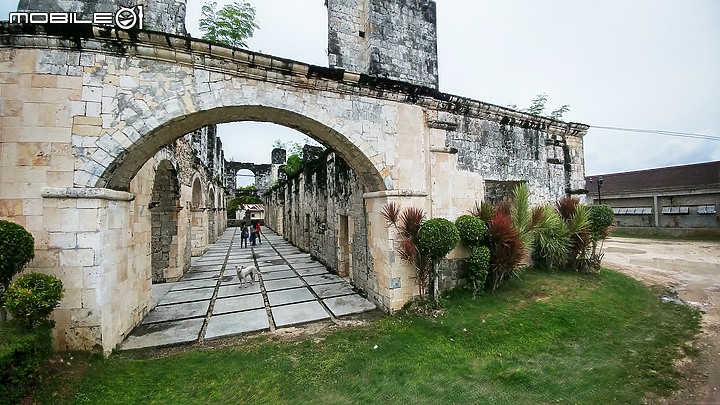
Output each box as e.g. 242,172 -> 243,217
2,0 -> 719,185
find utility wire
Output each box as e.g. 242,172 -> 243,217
591,125 -> 720,142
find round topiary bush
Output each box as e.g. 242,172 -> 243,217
417,218 -> 460,262
455,215 -> 489,247
4,273 -> 64,328
466,246 -> 490,294
588,204 -> 614,240
0,220 -> 35,296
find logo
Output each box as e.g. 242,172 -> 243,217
9,6 -> 144,30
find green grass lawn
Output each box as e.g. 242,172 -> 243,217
29,269 -> 701,404
610,230 -> 720,242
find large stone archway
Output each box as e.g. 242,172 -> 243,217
0,23 -> 589,353
150,160 -> 180,283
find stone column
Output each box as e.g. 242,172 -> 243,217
40,187 -> 148,355
364,190 -> 430,311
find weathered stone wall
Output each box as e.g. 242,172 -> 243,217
327,0 -> 439,89
15,0 -> 187,35
264,151 -> 378,302
0,26 -> 588,350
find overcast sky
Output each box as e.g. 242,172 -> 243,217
3,0 -> 719,185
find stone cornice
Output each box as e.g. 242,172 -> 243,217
0,23 -> 589,138
42,187 -> 135,201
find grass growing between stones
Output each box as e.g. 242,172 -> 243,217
30,270 -> 701,404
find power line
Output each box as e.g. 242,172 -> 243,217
591,125 -> 720,142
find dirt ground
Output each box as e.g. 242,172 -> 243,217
602,236 -> 720,404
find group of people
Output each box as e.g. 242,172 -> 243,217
240,222 -> 262,248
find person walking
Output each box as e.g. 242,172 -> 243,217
240,224 -> 248,248
249,224 -> 256,246
255,221 -> 262,244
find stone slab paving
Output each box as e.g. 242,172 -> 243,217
272,301 -> 331,327
267,287 -> 316,306
120,226 -> 376,351
142,300 -> 210,325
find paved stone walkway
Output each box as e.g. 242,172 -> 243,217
119,227 -> 376,350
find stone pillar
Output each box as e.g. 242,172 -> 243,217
364,191 -> 429,311
40,188 -> 148,355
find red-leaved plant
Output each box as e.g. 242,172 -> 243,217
487,212 -> 525,291
381,202 -> 431,295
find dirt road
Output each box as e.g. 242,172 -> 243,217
602,236 -> 720,404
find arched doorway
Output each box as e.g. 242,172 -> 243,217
150,160 -> 180,283
190,177 -> 207,256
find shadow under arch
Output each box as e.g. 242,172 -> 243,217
98,106 -> 387,192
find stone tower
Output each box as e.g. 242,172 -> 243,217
16,0 -> 187,35
326,0 -> 439,89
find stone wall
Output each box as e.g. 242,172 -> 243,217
264,150 -> 379,303
327,0 -> 439,89
15,0 -> 187,35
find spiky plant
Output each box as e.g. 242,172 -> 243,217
487,212 -> 525,291
470,201 -> 494,223
566,204 -> 592,271
556,196 -> 579,221
380,203 -> 429,295
531,205 -> 571,270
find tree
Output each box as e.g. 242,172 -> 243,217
199,1 -> 259,49
508,93 -> 571,120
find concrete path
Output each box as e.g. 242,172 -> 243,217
119,227 -> 376,350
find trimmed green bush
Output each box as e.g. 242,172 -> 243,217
417,218 -> 460,262
0,220 -> 35,300
466,246 -> 490,296
588,204 -> 614,241
4,273 -> 64,328
455,215 -> 488,247
0,320 -> 53,405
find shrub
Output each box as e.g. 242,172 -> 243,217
0,320 -> 53,405
566,205 -> 592,271
487,212 -> 525,291
470,200 -> 494,223
455,215 -> 488,247
417,218 -> 460,301
4,273 -> 64,328
531,205 -> 570,270
0,220 -> 35,302
588,204 -> 614,241
417,218 -> 460,262
466,246 -> 490,297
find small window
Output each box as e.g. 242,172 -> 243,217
662,206 -> 690,215
251,213 -> 255,218
697,205 -> 716,215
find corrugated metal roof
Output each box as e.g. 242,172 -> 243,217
241,204 -> 264,211
585,161 -> 720,195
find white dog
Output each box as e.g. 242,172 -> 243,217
236,265 -> 259,287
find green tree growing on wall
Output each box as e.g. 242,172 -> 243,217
199,1 -> 259,49
508,93 -> 570,120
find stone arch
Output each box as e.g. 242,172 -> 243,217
191,177 -> 203,209
150,160 -> 180,283
208,185 -> 217,244
92,106 -> 387,193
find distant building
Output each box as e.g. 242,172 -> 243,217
585,161 -> 719,236
238,204 -> 265,224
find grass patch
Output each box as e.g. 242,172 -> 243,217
610,230 -> 720,242
27,270 -> 701,404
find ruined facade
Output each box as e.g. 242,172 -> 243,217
327,0 -> 439,89
0,0 -> 588,353
16,0 -> 187,35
